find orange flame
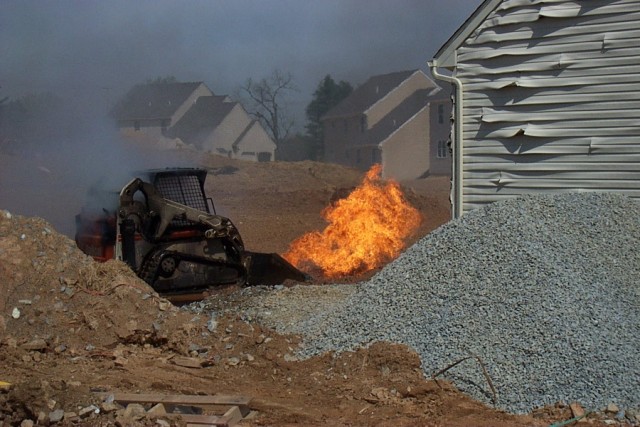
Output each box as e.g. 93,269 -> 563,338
283,164 -> 421,278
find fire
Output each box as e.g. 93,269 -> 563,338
283,164 -> 421,278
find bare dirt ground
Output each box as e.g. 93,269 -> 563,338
0,147 -> 618,426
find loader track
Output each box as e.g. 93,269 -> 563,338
139,247 -> 248,295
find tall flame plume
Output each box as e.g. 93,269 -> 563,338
283,164 -> 421,278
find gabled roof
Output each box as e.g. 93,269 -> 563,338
363,87 -> 445,146
111,82 -> 206,121
166,95 -> 235,147
432,0 -> 501,68
322,70 -> 424,120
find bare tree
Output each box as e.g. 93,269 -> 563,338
238,70 -> 297,147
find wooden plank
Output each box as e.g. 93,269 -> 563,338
93,392 -> 252,426
175,409 -> 242,426
171,413 -> 228,426
172,356 -> 206,368
96,392 -> 251,407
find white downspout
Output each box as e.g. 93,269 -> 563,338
428,60 -> 464,218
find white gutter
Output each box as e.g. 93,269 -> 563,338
428,60 -> 464,218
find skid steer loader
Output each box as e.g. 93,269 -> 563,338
75,168 -> 306,295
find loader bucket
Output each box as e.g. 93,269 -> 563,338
244,252 -> 309,286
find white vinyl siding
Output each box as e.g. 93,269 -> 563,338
453,0 -> 640,212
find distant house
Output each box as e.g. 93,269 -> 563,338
111,82 -> 276,162
166,95 -> 276,162
321,69 -> 451,180
430,0 -> 640,217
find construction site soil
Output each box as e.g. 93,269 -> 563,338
0,147 -> 625,426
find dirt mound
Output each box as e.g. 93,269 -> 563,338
0,210 -> 177,351
1,152 -> 603,426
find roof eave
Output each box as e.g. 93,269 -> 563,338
432,0 -> 502,68
363,70 -> 426,116
379,105 -> 429,147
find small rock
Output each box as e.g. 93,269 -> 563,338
63,411 -> 78,420
36,411 -> 47,425
100,402 -> 118,413
172,357 -> 204,369
47,399 -> 57,410
147,403 -> 167,417
125,320 -> 138,332
156,420 -> 170,427
18,300 -> 32,305
606,403 -> 620,413
78,405 -> 99,418
207,318 -> 217,332
255,334 -> 265,344
21,338 -> 48,351
12,307 -> 20,319
123,403 -> 146,419
244,353 -> 255,362
570,402 -> 586,419
158,300 -> 170,311
626,409 -> 640,421
19,420 -> 34,427
284,354 -> 298,362
54,344 -> 67,354
49,409 -> 64,423
188,343 -> 204,353
227,357 -> 240,366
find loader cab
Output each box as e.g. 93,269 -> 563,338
142,168 -> 213,216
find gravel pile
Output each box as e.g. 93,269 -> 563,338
278,192 -> 640,414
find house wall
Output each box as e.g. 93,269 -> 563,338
380,107 -> 430,180
429,100 -> 452,175
323,115 -> 363,165
454,0 -> 640,212
236,122 -> 276,162
118,119 -> 168,140
202,104 -> 251,156
366,71 -> 434,128
117,83 -> 214,141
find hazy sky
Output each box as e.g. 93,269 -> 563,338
0,0 -> 482,126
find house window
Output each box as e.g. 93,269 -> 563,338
437,140 -> 448,159
134,120 -> 140,131
438,104 -> 444,124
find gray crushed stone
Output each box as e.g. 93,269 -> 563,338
263,192 -> 640,414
